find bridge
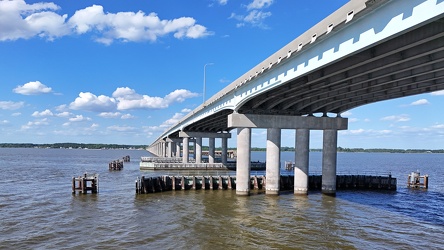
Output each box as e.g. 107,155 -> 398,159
147,0 -> 444,196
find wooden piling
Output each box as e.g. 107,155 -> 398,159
72,173 -> 98,194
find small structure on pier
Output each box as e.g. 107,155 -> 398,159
72,173 -> 98,194
407,171 -> 428,189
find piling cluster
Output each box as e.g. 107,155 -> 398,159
407,171 -> 428,189
72,155 -> 131,194
109,155 -> 130,171
72,173 -> 99,194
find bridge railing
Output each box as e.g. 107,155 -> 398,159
153,163 -> 225,169
141,157 -> 183,163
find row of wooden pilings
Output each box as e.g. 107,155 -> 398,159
109,155 -> 131,171
135,174 -> 397,194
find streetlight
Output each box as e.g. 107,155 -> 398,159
203,63 -> 214,103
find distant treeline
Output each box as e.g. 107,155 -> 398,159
0,143 -> 146,150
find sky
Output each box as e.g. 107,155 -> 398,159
1,0 -> 444,150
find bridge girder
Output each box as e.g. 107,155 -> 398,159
238,18 -> 444,116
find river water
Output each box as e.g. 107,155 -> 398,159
0,148 -> 443,249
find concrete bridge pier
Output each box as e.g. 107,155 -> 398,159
166,139 -> 173,158
294,128 -> 309,195
179,131 -> 232,164
228,113 -> 347,197
182,137 -> 189,163
176,142 -> 181,157
209,137 -> 215,163
266,128 -> 281,195
221,137 -> 228,165
322,129 -> 338,196
160,141 -> 165,157
236,127 -> 251,196
195,137 -> 202,163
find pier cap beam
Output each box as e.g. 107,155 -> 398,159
179,131 -> 232,138
228,113 -> 348,130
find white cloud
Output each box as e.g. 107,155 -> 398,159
161,112 -> 185,127
348,118 -> 358,123
244,10 -> 271,27
0,120 -> 9,125
68,5 -> 212,44
431,124 -> 444,129
380,114 -> 410,122
218,0 -> 228,5
68,87 -> 198,112
229,10 -> 271,28
113,87 -> 198,110
13,81 -> 52,95
181,108 -> 192,113
69,115 -> 91,122
21,118 -> 49,130
340,128 -> 392,136
410,99 -> 430,106
69,92 -> 117,112
246,0 -> 274,10
0,1 -> 212,44
0,0 -> 69,41
0,101 -> 25,110
228,0 -> 273,28
348,129 -> 365,135
55,111 -> 72,117
55,104 -> 68,112
32,109 -> 53,117
121,114 -> 135,119
12,112 -> 22,116
431,90 -> 444,96
107,125 -> 136,132
98,112 -> 122,118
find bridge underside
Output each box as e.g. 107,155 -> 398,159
240,18 -> 444,116
181,17 -> 444,134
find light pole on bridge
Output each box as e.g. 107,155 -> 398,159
203,63 -> 214,104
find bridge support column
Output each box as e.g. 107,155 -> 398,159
294,129 -> 309,195
161,142 -> 165,157
192,140 -> 196,161
166,141 -> 172,158
236,127 -> 251,196
209,137 -> 215,164
322,129 -> 338,196
171,141 -> 176,157
176,143 -> 181,157
266,128 -> 281,195
182,137 -> 189,163
221,137 -> 228,165
195,137 -> 202,163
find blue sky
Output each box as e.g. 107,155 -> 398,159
1,0 -> 444,149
